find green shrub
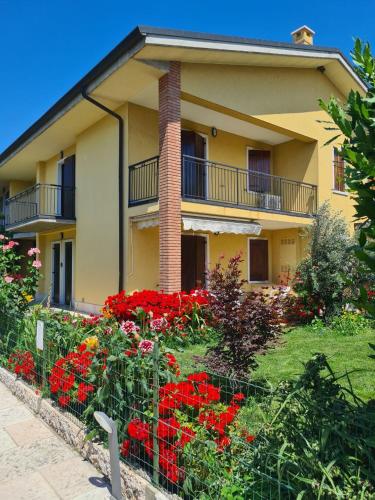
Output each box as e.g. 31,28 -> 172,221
294,202 -> 368,319
329,311 -> 373,336
308,311 -> 373,337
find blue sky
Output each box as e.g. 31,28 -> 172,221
0,0 -> 374,153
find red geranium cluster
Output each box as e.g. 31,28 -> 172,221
49,343 -> 95,408
120,372 -> 247,485
8,350 -> 36,382
281,294 -> 317,324
104,289 -> 210,325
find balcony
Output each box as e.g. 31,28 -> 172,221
5,184 -> 75,232
128,155 -> 317,216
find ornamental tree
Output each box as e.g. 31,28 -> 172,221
319,39 -> 375,316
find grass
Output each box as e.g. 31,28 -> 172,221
253,326 -> 375,401
172,343 -> 208,376
173,326 -> 375,401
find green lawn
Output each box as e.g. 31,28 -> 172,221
253,326 -> 375,401
173,326 -> 375,401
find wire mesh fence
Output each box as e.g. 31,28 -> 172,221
0,311 -> 374,499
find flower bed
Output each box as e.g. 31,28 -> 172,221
103,289 -> 213,346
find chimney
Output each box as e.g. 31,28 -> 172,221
291,25 -> 315,45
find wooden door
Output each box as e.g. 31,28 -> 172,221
182,131 -> 206,199
249,239 -> 269,282
248,150 -> 271,193
181,235 -> 206,292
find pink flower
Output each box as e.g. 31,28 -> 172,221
8,241 -> 19,249
0,234 -> 7,240
120,320 -> 139,335
32,260 -> 42,269
139,339 -> 154,354
4,276 -> 14,283
27,247 -> 41,257
150,317 -> 168,332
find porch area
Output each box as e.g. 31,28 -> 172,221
127,214 -> 308,292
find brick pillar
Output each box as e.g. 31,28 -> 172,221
159,62 -> 181,293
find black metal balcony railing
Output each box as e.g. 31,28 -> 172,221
128,155 -> 318,216
128,156 -> 159,206
5,184 -> 75,228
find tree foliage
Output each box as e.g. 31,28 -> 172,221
319,39 -> 375,315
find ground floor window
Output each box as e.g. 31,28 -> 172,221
249,238 -> 269,282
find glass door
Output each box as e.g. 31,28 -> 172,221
52,243 -> 61,304
51,240 -> 74,306
182,131 -> 207,200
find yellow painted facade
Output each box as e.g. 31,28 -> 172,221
0,33 -> 361,313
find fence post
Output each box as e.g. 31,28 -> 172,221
152,340 -> 160,487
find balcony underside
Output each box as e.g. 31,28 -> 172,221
6,216 -> 76,233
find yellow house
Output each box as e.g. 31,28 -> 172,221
0,25 -> 366,313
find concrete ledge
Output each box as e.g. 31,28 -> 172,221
0,367 -> 169,500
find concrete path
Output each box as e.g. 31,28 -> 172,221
0,381 -> 110,500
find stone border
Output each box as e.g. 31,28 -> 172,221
0,367 -> 168,500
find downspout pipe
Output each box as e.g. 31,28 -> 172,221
81,89 -> 124,293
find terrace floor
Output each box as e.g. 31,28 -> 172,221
0,382 -> 110,500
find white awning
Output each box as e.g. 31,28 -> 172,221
135,215 -> 262,235
182,217 -> 262,235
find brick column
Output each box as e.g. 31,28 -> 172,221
159,62 -> 181,293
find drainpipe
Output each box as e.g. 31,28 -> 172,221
81,89 -> 124,293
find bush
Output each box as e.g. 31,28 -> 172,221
204,255 -> 281,378
309,311 -> 373,337
293,202 -> 368,319
0,236 -> 41,323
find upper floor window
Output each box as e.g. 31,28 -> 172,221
333,148 -> 345,192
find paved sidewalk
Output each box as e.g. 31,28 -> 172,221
0,381 -> 110,500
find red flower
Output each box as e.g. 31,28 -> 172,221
197,383 -> 221,402
77,383 -> 94,403
125,347 -> 138,357
61,373 -> 75,393
231,392 -> 245,403
175,427 -> 196,448
120,439 -> 130,457
8,351 -> 36,382
215,435 -> 231,452
245,434 -> 256,443
127,418 -> 150,441
159,397 -> 181,416
157,417 -> 180,439
187,372 -> 210,383
58,395 -> 71,407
